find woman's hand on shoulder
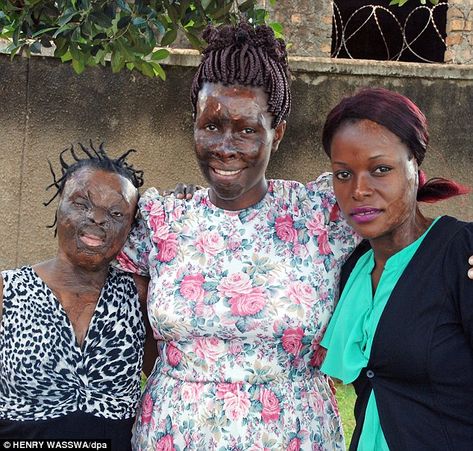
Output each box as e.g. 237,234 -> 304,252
164,183 -> 202,200
469,256 -> 473,279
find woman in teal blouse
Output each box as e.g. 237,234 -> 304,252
320,88 -> 472,450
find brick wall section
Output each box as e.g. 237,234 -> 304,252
261,0 -> 333,57
445,0 -> 473,63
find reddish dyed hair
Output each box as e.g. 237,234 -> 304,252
322,87 -> 470,203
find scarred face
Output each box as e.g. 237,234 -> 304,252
56,167 -> 138,270
330,119 -> 419,243
194,82 -> 286,210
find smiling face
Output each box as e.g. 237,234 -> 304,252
56,167 -> 138,270
330,119 -> 420,243
194,82 -> 286,210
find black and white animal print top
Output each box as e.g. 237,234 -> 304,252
0,266 -> 145,421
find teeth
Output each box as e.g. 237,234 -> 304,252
213,168 -> 242,176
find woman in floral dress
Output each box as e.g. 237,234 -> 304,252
118,23 -> 358,450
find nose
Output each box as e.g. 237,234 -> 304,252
352,174 -> 373,200
86,207 -> 107,226
211,133 -> 238,159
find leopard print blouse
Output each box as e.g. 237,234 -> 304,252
0,266 -> 145,421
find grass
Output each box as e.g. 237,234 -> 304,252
335,382 -> 356,445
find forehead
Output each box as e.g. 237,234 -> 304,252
62,167 -> 137,204
335,120 -> 403,147
197,82 -> 269,114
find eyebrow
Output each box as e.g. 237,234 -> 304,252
332,154 -> 389,165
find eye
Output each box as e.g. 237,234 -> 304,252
242,127 -> 256,134
111,211 -> 124,218
373,166 -> 392,175
334,170 -> 351,181
73,199 -> 88,209
205,124 -> 218,131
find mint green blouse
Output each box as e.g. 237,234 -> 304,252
321,218 -> 440,450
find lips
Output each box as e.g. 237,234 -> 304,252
350,207 -> 382,224
79,230 -> 106,248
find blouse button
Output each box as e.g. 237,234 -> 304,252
366,370 -> 375,379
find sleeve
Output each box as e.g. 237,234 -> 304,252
305,172 -> 361,263
113,188 -> 161,277
444,222 -> 473,348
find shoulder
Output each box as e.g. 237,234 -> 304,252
441,216 -> 473,258
137,186 -> 204,223
305,172 -> 334,194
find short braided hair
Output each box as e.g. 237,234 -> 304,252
44,142 -> 144,232
191,22 -> 291,128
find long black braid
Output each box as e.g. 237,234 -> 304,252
191,22 -> 291,128
44,142 -> 144,232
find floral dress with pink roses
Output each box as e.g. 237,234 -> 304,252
117,173 -> 358,451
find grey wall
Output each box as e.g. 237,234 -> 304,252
1,52 -> 472,269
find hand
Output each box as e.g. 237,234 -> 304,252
469,256 -> 473,280
168,183 -> 202,200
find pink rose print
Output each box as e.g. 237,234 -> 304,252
195,230 -> 224,256
223,391 -> 250,421
287,282 -> 314,306
275,215 -> 297,243
216,383 -> 250,420
166,343 -> 182,367
216,382 -> 240,399
194,337 -> 225,363
228,339 -> 243,355
309,344 -> 327,368
115,252 -> 139,273
155,434 -> 175,451
259,388 -> 281,423
286,438 -> 301,451
281,327 -> 304,356
140,392 -> 153,425
317,230 -> 331,256
218,272 -> 253,298
157,233 -> 178,262
148,203 -> 169,240
181,382 -> 205,404
229,286 -> 266,317
179,274 -> 206,302
307,211 -> 325,236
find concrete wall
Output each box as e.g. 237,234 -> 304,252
0,51 -> 472,270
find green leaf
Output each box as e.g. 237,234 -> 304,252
30,40 -> 42,53
151,48 -> 170,60
31,27 -> 56,38
57,12 -> 78,27
149,61 -> 166,80
269,21 -> 283,35
60,50 -> 73,62
111,49 -> 125,72
138,60 -> 155,77
239,0 -> 254,13
90,11 -> 114,28
184,30 -> 202,49
117,15 -> 131,29
166,4 -> 179,23
160,28 -> 177,46
213,2 -> 233,20
72,57 -> 85,74
132,17 -> 147,28
116,0 -> 132,14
